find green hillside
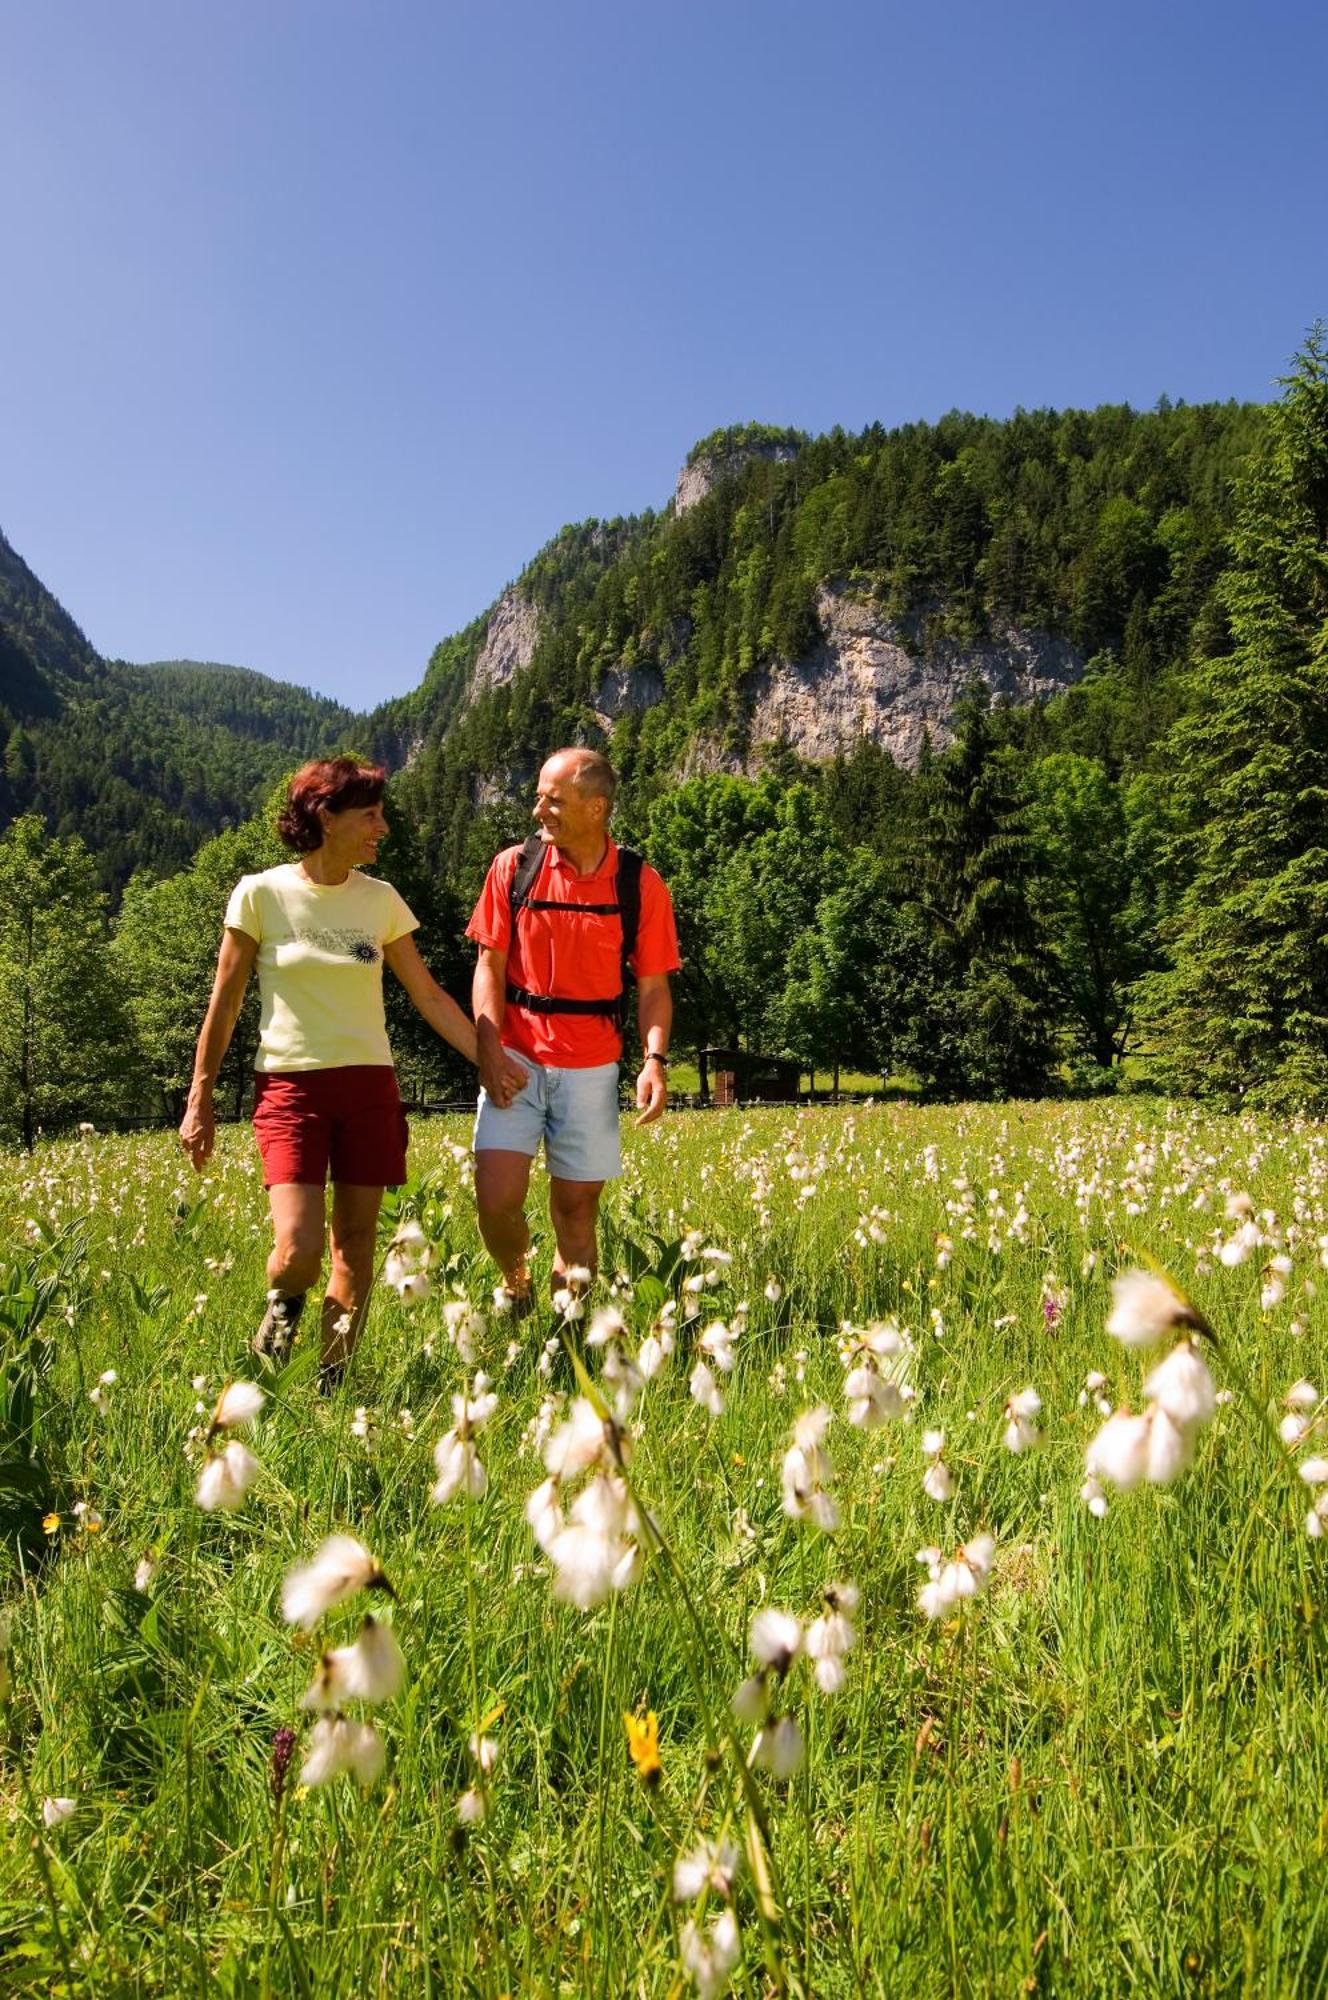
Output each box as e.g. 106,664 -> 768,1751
0,533 -> 361,888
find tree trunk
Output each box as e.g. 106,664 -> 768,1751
697,1047 -> 710,1105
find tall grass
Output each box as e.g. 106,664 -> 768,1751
1,1101 -> 1326,1996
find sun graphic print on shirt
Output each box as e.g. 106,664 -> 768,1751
297,929 -> 382,964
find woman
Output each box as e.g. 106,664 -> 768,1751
178,756 -> 524,1391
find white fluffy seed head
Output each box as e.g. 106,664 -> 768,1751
750,1607 -> 802,1675
211,1380 -> 265,1431
1107,1270 -> 1199,1349
281,1534 -> 388,1630
195,1438 -> 260,1513
1143,1341 -> 1217,1430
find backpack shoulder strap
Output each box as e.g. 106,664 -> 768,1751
508,835 -> 546,929
616,847 -> 643,968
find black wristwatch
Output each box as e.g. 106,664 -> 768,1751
643,1052 -> 669,1069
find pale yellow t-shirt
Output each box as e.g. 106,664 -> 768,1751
224,863 -> 418,1072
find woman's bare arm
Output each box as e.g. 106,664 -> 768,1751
179,927 -> 259,1170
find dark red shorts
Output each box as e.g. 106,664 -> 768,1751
252,1067 -> 408,1189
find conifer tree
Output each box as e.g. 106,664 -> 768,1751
0,817 -> 131,1146
917,688 -> 1057,1097
1148,326 -> 1328,1106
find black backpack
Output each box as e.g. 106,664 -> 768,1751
504,834 -> 644,1030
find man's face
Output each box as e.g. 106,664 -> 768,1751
533,758 -> 604,848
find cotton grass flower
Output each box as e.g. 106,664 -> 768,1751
844,1364 -> 906,1427
919,1428 -> 955,1503
301,1616 -> 406,1712
751,1713 -> 804,1779
1143,1342 -> 1216,1430
699,1320 -> 737,1373
1106,1270 -> 1205,1350
281,1534 -> 393,1630
1003,1388 -> 1043,1453
442,1299 -> 486,1362
42,1796 -> 77,1829
525,1477 -> 563,1553
195,1438 -> 260,1513
805,1582 -> 859,1695
679,1906 -> 741,1999
637,1331 -> 669,1379
384,1220 -> 432,1301
782,1407 -> 839,1529
299,1716 -> 385,1789
673,1837 -> 739,1903
547,1474 -> 642,1608
690,1359 -> 725,1418
587,1304 -> 626,1348
468,1732 -> 498,1776
1260,1252 -> 1293,1311
544,1397 -> 612,1479
208,1379 -> 265,1434
750,1607 -> 802,1676
431,1374 -> 497,1504
917,1533 -> 997,1620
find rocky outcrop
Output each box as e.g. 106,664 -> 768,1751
744,585 -> 1085,769
593,662 -> 664,730
468,582 -> 1084,793
470,588 -> 540,695
675,439 -> 802,515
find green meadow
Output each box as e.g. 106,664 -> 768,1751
1,1100 -> 1326,1997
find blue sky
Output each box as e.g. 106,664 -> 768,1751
3,0 -> 1325,707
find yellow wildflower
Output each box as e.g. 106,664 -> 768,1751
623,1709 -> 662,1785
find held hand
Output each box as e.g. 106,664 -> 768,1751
179,1096 -> 215,1172
634,1060 -> 667,1127
480,1039 -> 526,1110
498,1052 -> 529,1100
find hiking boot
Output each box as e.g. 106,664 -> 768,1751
317,1358 -> 348,1397
500,1263 -> 535,1322
253,1292 -> 305,1368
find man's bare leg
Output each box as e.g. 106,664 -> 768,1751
548,1177 -> 605,1294
475,1149 -> 535,1293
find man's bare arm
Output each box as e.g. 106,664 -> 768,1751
634,972 -> 673,1127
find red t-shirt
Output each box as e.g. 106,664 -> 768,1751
467,838 -> 681,1068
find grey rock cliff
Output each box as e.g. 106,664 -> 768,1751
744,585 -> 1085,768
470,587 -> 541,695
593,662 -> 665,731
674,440 -> 802,516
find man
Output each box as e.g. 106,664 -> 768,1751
467,747 -> 680,1307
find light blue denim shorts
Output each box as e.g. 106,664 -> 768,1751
474,1050 -> 622,1181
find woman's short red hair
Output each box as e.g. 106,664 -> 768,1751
276,757 -> 388,853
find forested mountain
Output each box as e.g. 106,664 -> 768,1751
381,399 -> 1265,884
2,397 -> 1264,894
0,530 -> 359,887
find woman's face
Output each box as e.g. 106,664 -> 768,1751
320,799 -> 388,863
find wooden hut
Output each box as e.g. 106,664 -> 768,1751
700,1048 -> 801,1106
